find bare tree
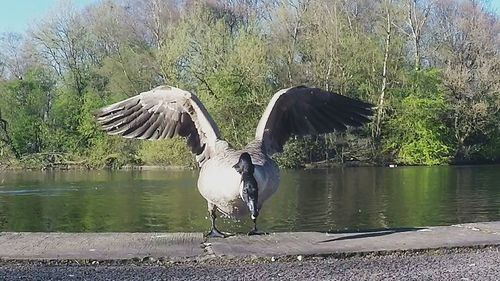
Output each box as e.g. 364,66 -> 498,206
396,0 -> 433,70
373,0 -> 393,143
122,0 -> 181,50
430,0 -> 500,160
408,0 -> 432,70
266,0 -> 311,87
30,2 -> 91,96
0,32 -> 33,79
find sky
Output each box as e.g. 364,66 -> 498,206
486,0 -> 500,12
0,0 -> 98,34
0,0 -> 500,34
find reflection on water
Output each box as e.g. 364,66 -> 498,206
0,166 -> 499,233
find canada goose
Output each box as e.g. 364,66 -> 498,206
94,85 -> 373,237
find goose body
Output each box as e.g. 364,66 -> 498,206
197,140 -> 279,218
94,85 -> 373,236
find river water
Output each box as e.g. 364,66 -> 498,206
0,165 -> 499,233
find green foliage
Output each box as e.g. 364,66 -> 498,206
477,128 -> 500,162
384,70 -> 452,165
138,139 -> 195,168
0,68 -> 54,155
87,136 -> 141,169
98,47 -> 158,96
274,138 -> 311,168
275,137 -> 330,168
49,87 -> 84,153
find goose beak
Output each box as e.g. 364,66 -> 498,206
247,200 -> 259,220
232,162 -> 241,173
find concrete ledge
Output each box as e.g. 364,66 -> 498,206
209,222 -> 500,258
0,233 -> 204,260
1,222 -> 499,261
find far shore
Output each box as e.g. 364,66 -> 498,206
1,160 -> 500,172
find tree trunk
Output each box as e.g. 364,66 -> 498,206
373,0 -> 392,143
413,35 -> 420,71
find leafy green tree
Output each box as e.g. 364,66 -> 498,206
0,68 -> 55,155
384,70 -> 452,165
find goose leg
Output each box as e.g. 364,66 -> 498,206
248,218 -> 259,235
248,217 -> 268,236
205,203 -> 227,238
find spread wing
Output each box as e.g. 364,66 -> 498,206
255,86 -> 374,156
94,85 -> 220,163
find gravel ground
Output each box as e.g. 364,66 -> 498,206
1,247 -> 499,281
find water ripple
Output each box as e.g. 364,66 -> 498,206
0,188 -> 79,195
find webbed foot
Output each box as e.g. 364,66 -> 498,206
247,229 -> 268,236
206,228 -> 228,238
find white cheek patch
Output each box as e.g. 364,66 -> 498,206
239,181 -> 244,200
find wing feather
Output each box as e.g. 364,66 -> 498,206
255,86 -> 373,155
94,85 -> 221,164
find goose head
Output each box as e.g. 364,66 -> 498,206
232,152 -> 254,174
